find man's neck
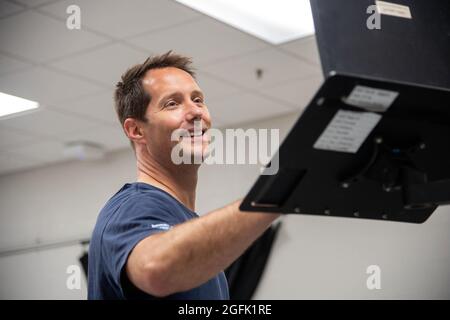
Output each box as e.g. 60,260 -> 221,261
136,154 -> 199,212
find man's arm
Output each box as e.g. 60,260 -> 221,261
125,199 -> 280,297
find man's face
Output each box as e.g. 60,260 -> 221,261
139,67 -> 211,165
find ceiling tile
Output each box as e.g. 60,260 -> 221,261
48,43 -> 149,86
0,152 -> 43,176
0,0 -> 25,18
0,66 -> 104,105
0,54 -> 31,76
39,0 -> 201,38
62,123 -> 131,151
13,0 -> 55,7
5,139 -> 69,164
1,107 -> 103,138
128,17 -> 268,66
0,126 -> 39,150
257,74 -> 324,110
196,71 -> 242,101
55,90 -> 118,125
0,124 -> 131,175
0,10 -> 109,63
208,92 -> 293,127
201,47 -> 321,90
280,35 -> 322,67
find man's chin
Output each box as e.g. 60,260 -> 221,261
176,144 -> 210,165
186,149 -> 209,165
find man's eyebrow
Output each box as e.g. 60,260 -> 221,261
158,92 -> 183,105
158,90 -> 205,106
191,90 -> 204,98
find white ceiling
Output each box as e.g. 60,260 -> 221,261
0,0 -> 323,176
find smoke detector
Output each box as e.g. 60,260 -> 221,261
63,141 -> 105,161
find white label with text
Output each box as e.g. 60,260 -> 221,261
376,1 -> 412,19
344,85 -> 399,112
314,110 -> 381,153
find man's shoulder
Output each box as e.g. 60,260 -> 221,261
104,183 -> 180,217
99,182 -> 197,226
92,183 -> 185,239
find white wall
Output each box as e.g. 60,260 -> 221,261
1,110 -> 449,299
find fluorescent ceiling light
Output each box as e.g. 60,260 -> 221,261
175,0 -> 315,44
0,92 -> 39,119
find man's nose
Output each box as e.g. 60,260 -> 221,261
185,101 -> 204,122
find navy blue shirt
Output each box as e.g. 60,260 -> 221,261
88,182 -> 229,300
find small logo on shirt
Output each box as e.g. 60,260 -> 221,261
151,223 -> 172,231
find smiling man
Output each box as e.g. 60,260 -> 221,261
87,51 -> 280,300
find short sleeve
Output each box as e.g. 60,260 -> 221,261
100,194 -> 180,297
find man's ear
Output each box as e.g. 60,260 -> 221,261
123,118 -> 145,146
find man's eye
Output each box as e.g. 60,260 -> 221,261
165,100 -> 178,108
194,97 -> 204,103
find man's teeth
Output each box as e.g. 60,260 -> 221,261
188,132 -> 203,137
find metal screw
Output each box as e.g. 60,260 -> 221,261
316,97 -> 325,106
294,207 -> 301,213
342,182 -> 350,188
419,143 -> 426,150
382,214 -> 388,220
324,209 -> 331,215
353,211 -> 360,217
375,137 -> 383,144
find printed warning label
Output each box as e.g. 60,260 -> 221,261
313,110 -> 382,153
344,85 -> 399,112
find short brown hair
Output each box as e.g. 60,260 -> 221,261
114,51 -> 196,149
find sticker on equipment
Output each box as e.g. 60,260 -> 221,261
343,85 -> 399,112
314,110 -> 382,153
375,1 -> 412,19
